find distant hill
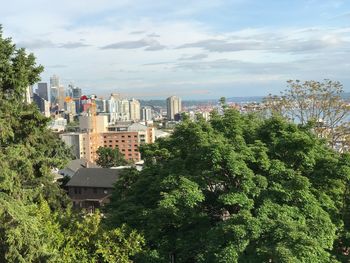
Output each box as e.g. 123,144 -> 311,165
140,92 -> 350,108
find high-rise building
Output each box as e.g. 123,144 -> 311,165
50,74 -> 60,88
65,100 -> 76,115
50,75 -> 60,106
119,99 -> 130,121
58,85 -> 65,110
129,98 -> 140,121
141,106 -> 152,121
51,86 -> 58,105
68,84 -> 82,99
166,96 -> 182,120
33,93 -> 50,117
36,82 -> 50,101
95,98 -> 107,113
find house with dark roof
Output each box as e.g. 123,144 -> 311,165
66,168 -> 121,211
59,158 -> 100,178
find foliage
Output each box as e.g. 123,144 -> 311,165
96,146 -> 128,168
108,109 -> 350,262
60,211 -> 144,263
263,80 -> 350,150
0,26 -> 143,262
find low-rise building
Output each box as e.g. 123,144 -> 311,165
66,168 -> 121,211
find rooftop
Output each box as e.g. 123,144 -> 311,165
66,168 -> 121,188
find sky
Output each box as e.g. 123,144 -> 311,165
1,0 -> 350,99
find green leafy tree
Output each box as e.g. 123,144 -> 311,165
108,109 -> 350,262
60,211 -> 144,263
0,26 -> 144,262
263,80 -> 350,150
96,146 -> 128,168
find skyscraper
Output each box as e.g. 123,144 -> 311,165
50,74 -> 60,88
141,106 -> 152,121
51,86 -> 58,105
129,98 -> 141,121
33,93 -> 50,117
119,99 -> 130,121
36,82 -> 50,101
58,85 -> 65,110
166,96 -> 182,121
50,75 -> 60,106
68,84 -> 82,99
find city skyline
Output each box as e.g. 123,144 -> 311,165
1,0 -> 350,98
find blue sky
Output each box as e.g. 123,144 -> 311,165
1,0 -> 350,99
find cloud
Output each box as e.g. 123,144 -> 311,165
177,34 -> 349,53
17,39 -> 56,49
58,41 -> 90,48
175,59 -> 298,74
147,33 -> 161,38
101,38 -> 166,51
130,30 -> 146,35
178,53 -> 208,60
177,39 -> 262,52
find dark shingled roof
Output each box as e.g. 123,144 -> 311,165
66,168 -> 121,188
66,159 -> 100,173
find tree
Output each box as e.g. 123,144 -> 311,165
96,146 -> 128,168
0,26 -> 144,262
263,80 -> 350,150
108,109 -> 350,262
59,211 -> 144,263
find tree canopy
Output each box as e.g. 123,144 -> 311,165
96,146 -> 128,168
0,26 -> 143,262
263,79 -> 350,150
108,109 -> 350,262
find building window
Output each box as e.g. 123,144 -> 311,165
93,188 -> 98,194
134,135 -> 138,138
128,135 -> 131,138
74,187 -> 81,194
109,145 -> 112,147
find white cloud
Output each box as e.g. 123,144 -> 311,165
1,0 -> 350,98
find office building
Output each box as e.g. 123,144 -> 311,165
68,84 -> 82,99
50,74 -> 60,88
36,82 -> 50,101
129,98 -> 141,121
166,96 -> 182,120
58,85 -> 65,110
33,93 -> 50,117
141,107 -> 152,121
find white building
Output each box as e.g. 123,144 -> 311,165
166,96 -> 182,120
129,98 -> 141,121
141,106 -> 152,121
79,115 -> 108,133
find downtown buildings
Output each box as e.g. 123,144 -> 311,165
166,95 -> 182,120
